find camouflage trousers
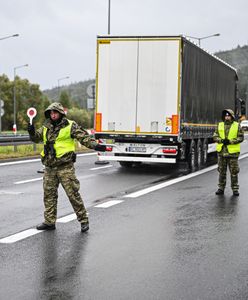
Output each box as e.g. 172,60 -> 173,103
217,155 -> 239,191
43,163 -> 88,225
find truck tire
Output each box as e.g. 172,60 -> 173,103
202,139 -> 208,166
119,161 -> 134,168
188,140 -> 197,172
196,139 -> 203,169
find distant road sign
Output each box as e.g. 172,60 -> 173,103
0,99 -> 4,117
87,98 -> 94,109
86,83 -> 95,98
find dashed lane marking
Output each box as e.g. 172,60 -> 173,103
14,177 -> 43,185
0,158 -> 40,167
0,214 -> 78,243
57,214 -> 77,223
0,229 -> 43,244
77,153 -> 97,157
94,200 -> 124,208
90,165 -> 113,171
0,200 -> 123,243
13,162 -> 112,184
0,190 -> 23,195
0,152 -> 96,167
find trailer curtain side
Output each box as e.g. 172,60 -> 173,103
181,40 -> 237,125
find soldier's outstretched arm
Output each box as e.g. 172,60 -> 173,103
71,122 -> 97,149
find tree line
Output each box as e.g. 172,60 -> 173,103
0,75 -> 94,132
1,43 -> 247,132
215,45 -> 248,101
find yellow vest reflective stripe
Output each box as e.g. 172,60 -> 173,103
41,120 -> 75,158
216,121 -> 240,153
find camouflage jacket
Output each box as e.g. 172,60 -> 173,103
29,116 -> 97,167
213,120 -> 244,157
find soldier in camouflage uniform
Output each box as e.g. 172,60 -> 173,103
28,102 -> 105,232
213,109 -> 244,196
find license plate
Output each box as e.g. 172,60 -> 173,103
128,147 -> 146,153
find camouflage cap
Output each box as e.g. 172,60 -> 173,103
44,102 -> 65,118
222,108 -> 235,120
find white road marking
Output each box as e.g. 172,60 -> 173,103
125,166 -> 217,198
57,214 -> 77,223
239,153 -> 248,160
14,177 -> 43,185
90,165 -> 113,171
2,152 -> 248,244
77,152 -> 97,157
125,153 -> 248,198
0,158 -> 40,167
0,229 -> 43,244
0,152 -> 96,167
94,200 -> 124,208
0,190 -> 23,195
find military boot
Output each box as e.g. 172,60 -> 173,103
215,189 -> 224,195
233,191 -> 239,196
36,223 -> 56,230
81,222 -> 89,232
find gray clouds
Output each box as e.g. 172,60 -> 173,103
0,0 -> 247,90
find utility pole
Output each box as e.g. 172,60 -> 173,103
108,0 -> 111,34
0,33 -> 19,132
246,84 -> 248,119
13,64 -> 28,134
0,86 -> 2,132
57,76 -> 70,100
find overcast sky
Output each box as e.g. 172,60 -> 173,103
0,0 -> 247,90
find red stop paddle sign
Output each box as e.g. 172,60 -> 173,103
27,107 -> 37,124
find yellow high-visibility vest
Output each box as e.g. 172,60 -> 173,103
41,120 -> 75,158
216,121 -> 240,153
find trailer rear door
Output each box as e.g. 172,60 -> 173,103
96,37 -> 181,135
96,39 -> 138,133
136,39 -> 180,134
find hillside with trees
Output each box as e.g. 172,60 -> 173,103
0,75 -> 94,131
43,79 -> 95,109
0,74 -> 50,131
215,45 -> 248,101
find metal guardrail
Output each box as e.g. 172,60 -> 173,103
0,134 -> 31,146
0,134 -> 37,152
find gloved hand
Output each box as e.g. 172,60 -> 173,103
222,138 -> 230,145
94,144 -> 106,152
27,123 -> 35,135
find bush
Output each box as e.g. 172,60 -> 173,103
67,108 -> 93,128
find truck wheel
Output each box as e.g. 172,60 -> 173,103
188,140 -> 197,172
202,139 -> 208,165
196,139 -> 203,169
119,161 -> 134,168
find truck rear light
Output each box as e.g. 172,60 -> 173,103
95,113 -> 102,132
162,148 -> 177,154
106,146 -> 113,152
172,115 -> 179,134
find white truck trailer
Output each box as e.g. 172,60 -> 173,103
94,36 -> 239,170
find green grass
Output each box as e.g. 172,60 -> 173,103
0,143 -> 90,160
0,144 -> 43,159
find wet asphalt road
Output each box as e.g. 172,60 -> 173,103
0,153 -> 188,238
1,140 -> 248,299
